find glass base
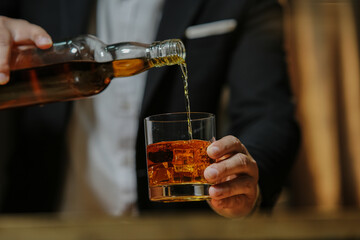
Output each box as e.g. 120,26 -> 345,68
149,184 -> 211,202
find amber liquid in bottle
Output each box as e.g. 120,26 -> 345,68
1,59 -> 149,109
1,54 -> 188,110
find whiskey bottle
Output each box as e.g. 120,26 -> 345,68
0,34 -> 185,109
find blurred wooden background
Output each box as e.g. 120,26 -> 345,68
280,0 -> 360,211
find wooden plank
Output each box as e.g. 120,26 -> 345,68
0,212 -> 359,240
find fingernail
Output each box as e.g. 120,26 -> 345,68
209,186 -> 222,197
204,167 -> 218,180
0,73 -> 9,85
207,145 -> 220,156
37,37 -> 52,46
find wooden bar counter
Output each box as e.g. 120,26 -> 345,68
0,210 -> 360,239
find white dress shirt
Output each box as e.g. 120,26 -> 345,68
61,0 -> 164,216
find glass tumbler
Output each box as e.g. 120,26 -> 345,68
144,112 -> 216,202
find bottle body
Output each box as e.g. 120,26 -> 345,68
1,35 -> 185,109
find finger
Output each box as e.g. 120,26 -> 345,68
0,72 -> 9,85
209,195 -> 253,217
204,153 -> 258,183
0,18 -> 11,84
6,18 -> 52,49
209,175 -> 257,200
207,135 -> 247,160
0,16 -> 52,85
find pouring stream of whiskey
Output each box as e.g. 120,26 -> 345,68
180,62 -> 193,140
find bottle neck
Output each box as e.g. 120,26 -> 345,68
147,39 -> 186,67
102,39 -> 186,67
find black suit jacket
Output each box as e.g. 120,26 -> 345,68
0,0 -> 300,214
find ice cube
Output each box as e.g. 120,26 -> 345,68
173,148 -> 194,173
147,150 -> 173,163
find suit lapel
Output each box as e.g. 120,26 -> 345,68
140,0 -> 205,116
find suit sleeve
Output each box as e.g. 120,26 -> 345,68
227,0 -> 300,209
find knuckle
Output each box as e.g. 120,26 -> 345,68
228,135 -> 245,153
220,198 -> 232,208
0,31 -> 11,47
225,135 -> 241,146
0,62 -> 10,71
231,136 -> 242,146
226,184 -> 236,197
12,21 -> 44,43
243,178 -> 253,193
214,198 -> 231,208
0,16 -> 30,28
224,135 -> 241,150
29,23 -> 46,35
16,18 -> 30,26
219,161 -> 231,175
224,195 -> 245,209
234,153 -> 249,167
0,16 -> 9,26
216,153 -> 248,175
233,175 -> 253,195
234,195 -> 246,207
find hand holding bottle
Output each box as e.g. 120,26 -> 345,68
204,135 -> 260,218
0,16 -> 52,84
